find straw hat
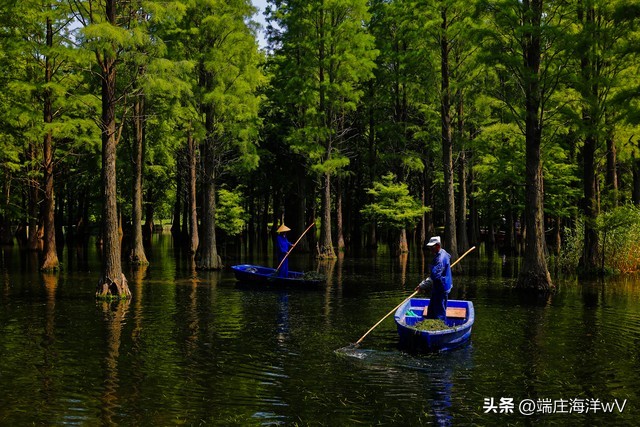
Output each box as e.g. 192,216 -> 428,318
277,223 -> 291,233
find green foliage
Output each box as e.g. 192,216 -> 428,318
558,219 -> 584,273
270,0 -> 378,175
361,173 -> 428,231
215,187 -> 248,237
560,206 -> 640,274
596,205 -> 640,273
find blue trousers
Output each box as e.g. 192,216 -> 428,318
426,285 -> 449,320
277,256 -> 289,278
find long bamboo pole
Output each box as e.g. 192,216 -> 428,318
275,221 -> 316,273
354,246 -> 476,346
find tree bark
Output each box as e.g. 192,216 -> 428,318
336,178 -> 345,253
142,193 -> 154,244
516,0 -> 553,292
468,148 -> 480,246
0,175 -> 13,245
198,103 -> 222,270
319,172 -> 336,258
27,139 -> 40,251
96,0 -> 130,299
41,13 -> 59,271
187,131 -> 199,255
130,91 -> 148,265
605,128 -> 618,207
456,93 -> 469,252
578,2 -> 599,273
440,7 -> 458,259
633,148 -> 640,206
171,152 -> 182,239
397,228 -> 408,255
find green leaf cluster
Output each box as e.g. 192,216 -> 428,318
361,173 -> 428,231
215,187 -> 248,236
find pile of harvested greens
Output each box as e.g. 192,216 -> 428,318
413,319 -> 450,331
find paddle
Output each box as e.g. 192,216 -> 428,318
351,245 -> 476,348
273,221 -> 316,276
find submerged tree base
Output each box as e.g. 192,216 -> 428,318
41,252 -> 60,272
316,245 -> 337,260
96,274 -> 132,300
197,253 -> 223,270
516,270 -> 555,292
129,256 -> 150,266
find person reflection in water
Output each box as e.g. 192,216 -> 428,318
276,223 -> 293,278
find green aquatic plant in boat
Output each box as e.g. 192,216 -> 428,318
414,319 -> 449,331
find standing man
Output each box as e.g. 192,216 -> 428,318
276,223 -> 293,278
416,236 -> 453,320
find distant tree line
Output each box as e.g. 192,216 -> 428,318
0,0 -> 639,295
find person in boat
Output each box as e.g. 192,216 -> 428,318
276,223 -> 293,278
415,236 -> 453,320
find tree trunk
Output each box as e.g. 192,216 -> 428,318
516,0 -> 553,292
578,3 -> 599,273
367,80 -> 377,250
261,190 -> 269,253
317,9 -> 335,260
440,7 -> 458,259
143,196 -> 154,244
605,128 -> 618,207
41,13 -> 59,271
468,149 -> 480,246
319,172 -> 336,258
27,140 -> 40,251
182,186 -> 189,241
197,106 -> 222,270
633,149 -> 640,206
456,95 -> 469,252
0,175 -> 13,245
171,153 -> 182,239
397,228 -> 408,255
96,0 -> 130,299
420,178 -> 427,248
336,178 -> 345,253
187,132 -> 199,255
130,91 -> 148,265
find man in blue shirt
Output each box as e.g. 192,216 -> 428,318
276,223 -> 293,278
416,236 -> 453,320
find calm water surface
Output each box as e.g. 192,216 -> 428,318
0,235 -> 638,426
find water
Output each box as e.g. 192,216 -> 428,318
0,236 -> 639,425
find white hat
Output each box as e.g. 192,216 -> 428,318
426,236 -> 441,247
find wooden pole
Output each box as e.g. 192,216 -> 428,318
275,221 -> 316,273
354,245 -> 476,346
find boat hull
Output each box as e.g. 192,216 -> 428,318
231,264 -> 325,287
394,298 -> 474,352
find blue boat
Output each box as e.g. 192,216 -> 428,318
394,298 -> 474,352
231,264 -> 325,287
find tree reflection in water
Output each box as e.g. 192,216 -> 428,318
100,298 -> 130,426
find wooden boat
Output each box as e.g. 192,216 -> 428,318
394,298 -> 474,352
230,264 -> 325,287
